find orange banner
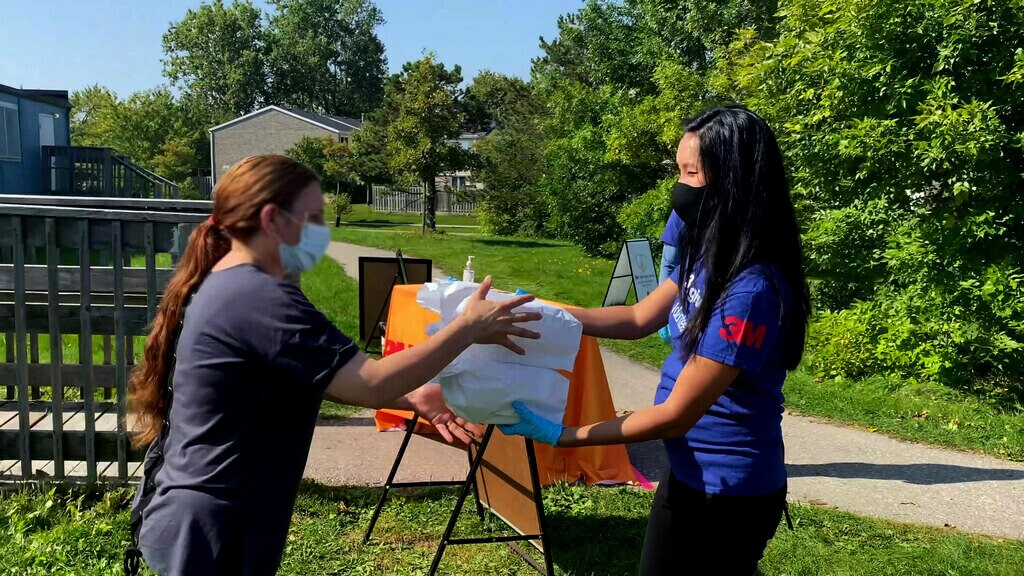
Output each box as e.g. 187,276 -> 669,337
375,284 -> 638,486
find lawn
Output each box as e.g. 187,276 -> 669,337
325,227 -> 1024,462
0,252 -> 171,403
3,223 -> 1024,575
1,482 -> 1022,575
302,255 -> 366,419
3,225 -> 1021,460
341,204 -> 479,228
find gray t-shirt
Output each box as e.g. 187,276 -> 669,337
139,264 -> 357,575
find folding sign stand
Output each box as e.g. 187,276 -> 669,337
602,239 -> 659,307
358,251 -> 431,354
364,423 -> 555,576
362,250 -> 407,354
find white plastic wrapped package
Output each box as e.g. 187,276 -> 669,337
417,281 -> 583,424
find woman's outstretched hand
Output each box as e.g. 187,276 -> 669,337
406,384 -> 481,446
459,276 -> 542,355
498,401 -> 565,446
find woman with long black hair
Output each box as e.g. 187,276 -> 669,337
500,106 -> 811,575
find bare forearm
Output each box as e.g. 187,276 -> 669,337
321,387 -> 417,409
567,306 -> 647,340
334,319 -> 473,407
385,393 -> 416,411
557,357 -> 739,448
556,404 -> 696,447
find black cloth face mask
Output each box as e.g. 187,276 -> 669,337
671,181 -> 707,227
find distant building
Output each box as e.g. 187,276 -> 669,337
0,83 -> 71,195
436,131 -> 487,191
209,106 -> 362,184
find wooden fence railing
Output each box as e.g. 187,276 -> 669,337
0,197 -> 209,483
192,176 -> 214,200
41,146 -> 180,199
371,185 -> 478,215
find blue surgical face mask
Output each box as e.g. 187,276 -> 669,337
277,210 -> 331,273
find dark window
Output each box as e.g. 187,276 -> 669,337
0,102 -> 21,160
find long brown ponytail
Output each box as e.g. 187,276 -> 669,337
128,155 -> 319,447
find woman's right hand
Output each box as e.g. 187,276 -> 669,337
459,276 -> 542,355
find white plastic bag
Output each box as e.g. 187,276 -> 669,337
416,281 -> 582,424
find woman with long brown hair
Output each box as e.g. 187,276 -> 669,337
126,155 -> 540,575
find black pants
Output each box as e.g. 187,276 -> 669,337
638,473 -> 787,576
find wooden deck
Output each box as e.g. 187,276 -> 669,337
0,400 -> 142,482
0,196 -> 210,484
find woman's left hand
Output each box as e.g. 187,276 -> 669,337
498,401 -> 565,446
406,384 -> 481,445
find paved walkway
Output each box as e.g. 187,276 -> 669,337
306,241 -> 1024,540
324,241 -> 451,282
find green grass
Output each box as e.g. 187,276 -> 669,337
325,227 -> 1024,461
0,332 -> 150,404
7,226 -> 1022,460
301,254 -> 371,420
338,204 -> 480,228
328,227 -> 669,361
0,251 -> 172,367
0,252 -> 169,404
0,253 -> 363,416
2,482 -> 1022,575
5,231 -> 1024,573
784,371 -> 1024,461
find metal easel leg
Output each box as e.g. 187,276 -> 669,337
468,444 -> 486,521
428,425 -> 496,576
526,438 -> 555,576
363,416 -> 418,544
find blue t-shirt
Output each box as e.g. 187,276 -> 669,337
660,211 -> 684,247
655,262 -> 789,496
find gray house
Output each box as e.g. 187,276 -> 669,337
0,84 -> 71,195
209,105 -> 362,184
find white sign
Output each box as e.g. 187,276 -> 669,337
602,239 -> 659,307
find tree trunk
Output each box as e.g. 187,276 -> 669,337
425,177 -> 438,231
334,181 -> 342,227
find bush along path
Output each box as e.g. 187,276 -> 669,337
312,241 -> 1024,541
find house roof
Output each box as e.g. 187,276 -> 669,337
284,108 -> 362,132
209,105 -> 362,134
0,83 -> 71,109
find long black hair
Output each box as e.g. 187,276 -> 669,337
677,106 -> 811,370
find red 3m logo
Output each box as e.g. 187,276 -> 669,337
383,339 -> 411,357
719,316 -> 767,349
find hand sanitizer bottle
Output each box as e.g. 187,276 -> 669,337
462,256 -> 476,283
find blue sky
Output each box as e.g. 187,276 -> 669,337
0,0 -> 581,97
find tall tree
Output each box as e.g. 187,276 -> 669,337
461,71 -> 536,133
716,0 -> 1024,391
349,114 -> 392,188
285,136 -> 355,192
464,72 -> 549,235
529,0 -> 779,255
474,107 -> 547,236
70,85 -> 119,147
162,0 -> 269,119
70,86 -> 207,188
267,0 -> 387,116
381,55 -> 469,230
